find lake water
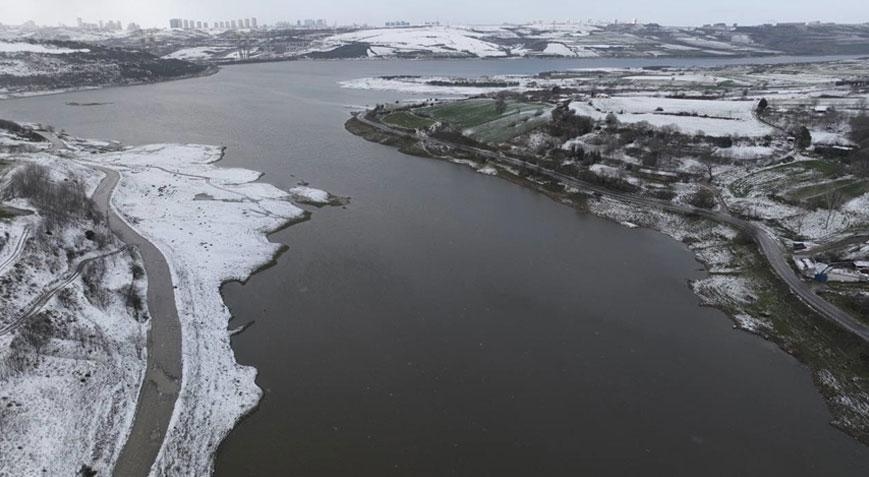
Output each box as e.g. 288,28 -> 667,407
4,57 -> 869,476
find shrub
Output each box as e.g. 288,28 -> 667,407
2,163 -> 98,227
686,188 -> 717,209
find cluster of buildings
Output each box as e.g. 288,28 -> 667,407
383,21 -> 441,28
272,19 -> 330,30
76,17 -> 126,31
169,18 -> 258,30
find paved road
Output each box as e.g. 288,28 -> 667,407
90,167 -> 183,477
355,114 -> 869,343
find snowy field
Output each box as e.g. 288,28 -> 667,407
570,96 -> 774,137
307,23 -> 781,58
162,46 -> 232,60
339,76 -> 517,97
314,26 -> 510,58
0,41 -> 89,54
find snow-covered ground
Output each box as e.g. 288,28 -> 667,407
340,76 -> 526,97
313,26 -> 510,58
0,41 -> 89,54
0,152 -> 147,476
80,143 -> 307,475
290,186 -> 331,205
570,96 -> 773,137
162,46 -> 232,60
2,125 -> 340,475
307,22 -> 784,58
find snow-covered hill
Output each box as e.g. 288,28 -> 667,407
0,39 -> 212,98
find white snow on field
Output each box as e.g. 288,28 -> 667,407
570,96 -> 773,137
590,163 -> 621,178
87,144 -> 306,476
539,42 -> 598,57
844,193 -> 869,218
0,251 -> 146,476
716,145 -> 777,160
316,26 -> 508,57
0,41 -> 89,54
811,130 -> 854,146
162,46 -> 230,60
782,208 -> 855,240
339,76 -> 521,96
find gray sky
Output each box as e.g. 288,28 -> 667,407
5,0 -> 869,28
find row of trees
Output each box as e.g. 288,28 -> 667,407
848,114 -> 869,177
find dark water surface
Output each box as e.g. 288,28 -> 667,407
4,57 -> 869,476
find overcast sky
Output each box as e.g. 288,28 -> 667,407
5,0 -> 869,28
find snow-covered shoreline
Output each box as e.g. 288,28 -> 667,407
82,143 -> 318,474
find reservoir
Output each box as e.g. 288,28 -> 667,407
4,57 -> 869,476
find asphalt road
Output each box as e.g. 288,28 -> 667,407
356,114 -> 869,343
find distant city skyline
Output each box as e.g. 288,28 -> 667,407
5,0 -> 869,29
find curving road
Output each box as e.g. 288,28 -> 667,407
90,166 -> 183,477
31,128 -> 183,475
0,246 -> 125,337
355,114 -> 869,343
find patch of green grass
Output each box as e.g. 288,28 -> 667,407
730,160 -> 845,198
836,180 -> 869,202
381,111 -> 436,130
471,112 -> 551,143
417,99 -> 549,130
416,99 -> 503,129
786,177 -> 865,202
415,99 -> 551,143
771,159 -> 844,176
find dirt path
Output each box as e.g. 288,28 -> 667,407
90,167 -> 183,477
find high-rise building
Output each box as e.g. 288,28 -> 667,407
196,21 -> 202,29
244,18 -> 251,28
169,18 -> 182,29
251,18 -> 258,28
230,20 -> 237,29
239,19 -> 245,29
182,19 -> 189,29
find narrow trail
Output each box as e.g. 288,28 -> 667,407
0,247 -> 125,337
91,166 -> 184,477
0,225 -> 31,275
37,129 -> 184,476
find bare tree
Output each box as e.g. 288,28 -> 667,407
698,153 -> 717,183
823,189 -> 844,230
